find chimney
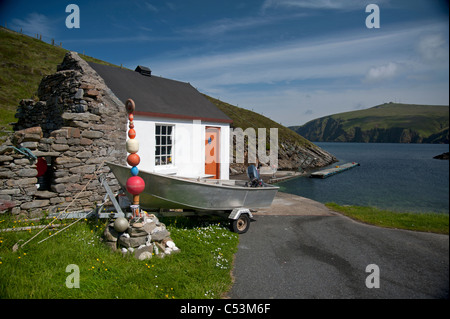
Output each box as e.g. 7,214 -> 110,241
135,65 -> 151,77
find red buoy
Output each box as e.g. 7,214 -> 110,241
36,157 -> 47,177
126,176 -> 145,195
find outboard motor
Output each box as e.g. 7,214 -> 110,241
246,165 -> 264,187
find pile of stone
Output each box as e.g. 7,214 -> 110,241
103,213 -> 180,260
0,51 -> 127,218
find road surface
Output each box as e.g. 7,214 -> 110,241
228,193 -> 449,299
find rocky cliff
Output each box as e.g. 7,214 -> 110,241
291,103 -> 449,144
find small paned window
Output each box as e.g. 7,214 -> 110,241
155,124 -> 173,166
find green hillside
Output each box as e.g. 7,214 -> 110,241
204,95 -> 314,148
290,102 -> 449,143
0,26 -> 117,140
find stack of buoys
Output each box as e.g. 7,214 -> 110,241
124,98 -> 145,217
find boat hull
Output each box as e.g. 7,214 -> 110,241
106,162 -> 279,211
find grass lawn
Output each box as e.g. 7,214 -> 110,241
0,214 -> 238,299
326,203 -> 449,235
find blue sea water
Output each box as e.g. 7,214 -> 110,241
276,142 -> 449,214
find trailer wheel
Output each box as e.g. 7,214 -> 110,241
230,214 -> 250,234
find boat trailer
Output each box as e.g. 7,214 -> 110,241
48,174 -> 256,234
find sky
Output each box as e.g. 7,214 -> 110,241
1,0 -> 448,126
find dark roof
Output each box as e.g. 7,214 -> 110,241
88,62 -> 232,123
135,65 -> 151,76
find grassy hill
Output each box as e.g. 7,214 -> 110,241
203,95 -> 314,148
290,102 -> 449,143
0,26 -> 117,140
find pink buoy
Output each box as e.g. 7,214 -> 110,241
126,176 -> 145,195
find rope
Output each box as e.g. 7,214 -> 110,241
37,210 -> 95,244
17,157 -> 109,249
11,145 -> 37,161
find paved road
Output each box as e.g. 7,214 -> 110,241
228,211 -> 449,299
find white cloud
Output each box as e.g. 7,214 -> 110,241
166,2 -> 177,11
180,16 -> 271,37
178,13 -> 304,38
11,12 -> 54,37
417,33 -> 448,64
261,0 -> 390,11
262,0 -> 342,10
144,2 -> 159,13
365,62 -> 398,82
129,22 -> 448,126
147,27 -> 412,88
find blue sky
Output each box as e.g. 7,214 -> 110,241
1,0 -> 448,126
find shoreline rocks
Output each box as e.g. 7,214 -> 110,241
433,152 -> 449,160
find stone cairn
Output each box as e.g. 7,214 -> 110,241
103,213 -> 180,260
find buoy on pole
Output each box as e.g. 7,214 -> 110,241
125,98 -> 145,218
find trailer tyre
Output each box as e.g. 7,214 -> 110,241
230,214 -> 250,234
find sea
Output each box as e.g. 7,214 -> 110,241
276,142 -> 449,214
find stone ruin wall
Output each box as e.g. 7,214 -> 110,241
0,52 -> 127,218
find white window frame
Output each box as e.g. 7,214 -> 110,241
155,124 -> 174,167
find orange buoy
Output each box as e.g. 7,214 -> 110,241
128,128 -> 136,139
127,153 -> 140,166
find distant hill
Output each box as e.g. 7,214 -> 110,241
0,26 -> 336,171
290,103 -> 449,143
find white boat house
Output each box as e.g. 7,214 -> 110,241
89,63 -> 233,180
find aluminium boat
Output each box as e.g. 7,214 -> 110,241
106,162 -> 279,212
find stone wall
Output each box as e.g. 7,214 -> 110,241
0,52 -> 127,218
